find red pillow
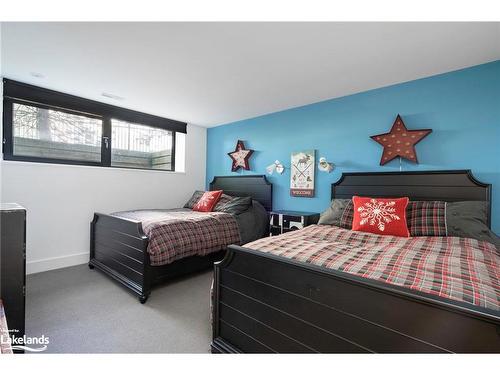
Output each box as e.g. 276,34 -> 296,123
192,190 -> 223,212
352,196 -> 410,237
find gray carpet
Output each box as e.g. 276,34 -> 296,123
26,265 -> 213,353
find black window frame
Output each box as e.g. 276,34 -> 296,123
2,79 -> 186,172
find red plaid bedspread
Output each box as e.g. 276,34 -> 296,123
244,225 -> 500,311
114,209 -> 241,266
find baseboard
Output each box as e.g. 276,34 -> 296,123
27,252 -> 89,274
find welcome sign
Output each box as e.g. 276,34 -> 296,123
290,150 -> 315,197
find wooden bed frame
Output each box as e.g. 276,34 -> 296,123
211,170 -> 500,353
89,175 -> 272,303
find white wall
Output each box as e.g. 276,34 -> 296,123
0,124 -> 206,274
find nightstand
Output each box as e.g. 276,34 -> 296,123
269,210 -> 320,236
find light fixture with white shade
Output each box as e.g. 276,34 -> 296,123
266,160 -> 285,175
318,157 -> 334,173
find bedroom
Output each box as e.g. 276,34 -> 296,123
0,0 -> 499,372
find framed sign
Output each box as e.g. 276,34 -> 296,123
290,150 -> 315,197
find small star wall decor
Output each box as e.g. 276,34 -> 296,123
228,140 -> 254,172
371,115 -> 432,165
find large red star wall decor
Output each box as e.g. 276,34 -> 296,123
371,115 -> 432,165
228,140 -> 254,172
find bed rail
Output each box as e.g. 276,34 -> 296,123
212,245 -> 500,353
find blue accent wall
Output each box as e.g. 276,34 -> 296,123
206,61 -> 500,234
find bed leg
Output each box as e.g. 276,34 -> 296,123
139,294 -> 149,304
88,263 -> 95,270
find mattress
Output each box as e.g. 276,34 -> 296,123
112,209 -> 240,266
244,225 -> 500,311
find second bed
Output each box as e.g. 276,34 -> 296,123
89,175 -> 272,303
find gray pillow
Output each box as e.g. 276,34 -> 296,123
183,190 -> 204,209
213,193 -> 234,211
235,200 -> 269,243
446,201 -> 499,248
214,196 -> 252,215
318,199 -> 351,226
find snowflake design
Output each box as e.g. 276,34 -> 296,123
195,193 -> 218,210
357,199 -> 401,231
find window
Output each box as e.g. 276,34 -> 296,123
13,103 -> 102,163
3,79 -> 186,171
111,119 -> 174,170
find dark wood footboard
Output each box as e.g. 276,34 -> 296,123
90,213 -> 226,303
90,213 -> 151,302
212,245 -> 500,353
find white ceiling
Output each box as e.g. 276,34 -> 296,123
1,22 -> 499,127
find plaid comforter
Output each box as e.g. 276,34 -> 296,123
244,225 -> 500,311
113,209 -> 241,266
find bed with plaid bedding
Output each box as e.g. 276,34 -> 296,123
113,209 -> 241,266
244,225 -> 499,311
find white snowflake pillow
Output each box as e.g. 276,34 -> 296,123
352,196 -> 410,237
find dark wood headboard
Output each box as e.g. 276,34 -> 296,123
209,175 -> 273,212
332,170 -> 491,227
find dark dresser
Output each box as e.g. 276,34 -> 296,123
0,203 -> 26,353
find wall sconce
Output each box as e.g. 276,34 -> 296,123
318,157 -> 334,173
266,160 -> 285,175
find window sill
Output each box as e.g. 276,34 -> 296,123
0,158 -> 186,175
